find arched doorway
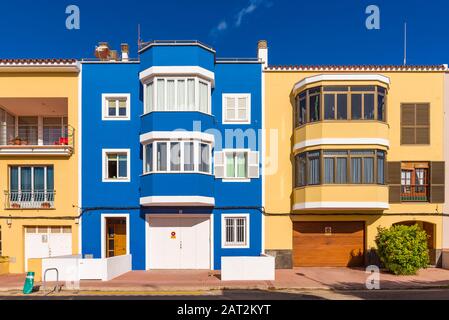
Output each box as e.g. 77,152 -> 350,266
393,221 -> 436,265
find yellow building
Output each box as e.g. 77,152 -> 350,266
0,59 -> 80,274
263,54 -> 447,268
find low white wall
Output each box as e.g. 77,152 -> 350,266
443,251 -> 449,270
221,255 -> 275,281
42,255 -> 132,282
105,255 -> 132,281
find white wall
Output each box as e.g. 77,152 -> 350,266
42,255 -> 132,282
221,256 -> 275,281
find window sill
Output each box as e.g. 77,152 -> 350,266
221,178 -> 251,183
102,117 -> 131,121
141,111 -> 213,117
222,244 -> 250,249
140,171 -> 213,177
102,179 -> 131,183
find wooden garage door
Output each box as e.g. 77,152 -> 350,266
293,222 -> 365,267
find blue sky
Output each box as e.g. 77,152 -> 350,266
0,0 -> 448,65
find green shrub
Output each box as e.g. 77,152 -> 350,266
375,224 -> 429,275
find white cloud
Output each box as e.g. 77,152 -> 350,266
217,20 -> 228,31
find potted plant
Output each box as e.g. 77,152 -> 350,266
11,203 -> 21,209
41,202 -> 51,209
13,137 -> 22,145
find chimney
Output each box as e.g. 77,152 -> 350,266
121,43 -> 129,62
95,42 -> 110,61
257,40 -> 268,69
109,50 -> 118,61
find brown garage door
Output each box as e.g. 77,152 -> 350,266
293,222 -> 365,267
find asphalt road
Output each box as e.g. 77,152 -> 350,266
1,289 -> 449,300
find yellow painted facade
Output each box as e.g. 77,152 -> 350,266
264,69 -> 446,264
0,67 -> 80,274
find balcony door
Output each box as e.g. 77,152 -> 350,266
401,163 -> 429,202
9,166 -> 54,209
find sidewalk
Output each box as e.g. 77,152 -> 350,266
1,268 -> 449,293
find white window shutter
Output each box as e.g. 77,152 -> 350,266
214,151 -> 225,178
248,151 -> 260,179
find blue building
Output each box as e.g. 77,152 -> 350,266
81,41 -> 264,270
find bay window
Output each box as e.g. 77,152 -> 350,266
295,149 -> 386,187
144,77 -> 210,114
144,140 -> 212,174
294,85 -> 387,127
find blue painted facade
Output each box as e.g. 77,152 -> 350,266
81,42 -> 263,270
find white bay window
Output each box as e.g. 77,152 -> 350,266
144,77 -> 211,114
144,140 -> 212,174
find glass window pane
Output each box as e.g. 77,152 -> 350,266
199,82 -> 209,113
118,99 -> 127,116
187,79 -> 195,110
236,153 -> 247,178
351,158 -> 362,184
336,158 -> 348,184
324,158 -> 335,183
378,94 -> 385,121
351,86 -> 375,92
308,155 -> 320,185
296,155 -> 306,187
34,167 -> 45,191
177,80 -> 186,110
309,95 -> 321,122
10,167 -> 19,191
145,144 -> 153,173
146,82 -> 154,113
157,79 -> 165,110
199,143 -> 210,173
167,80 -> 176,111
47,166 -> 54,190
184,142 -> 194,171
363,158 -> 374,183
18,117 -> 38,145
337,94 -> 348,120
157,143 -> 167,171
170,142 -> 181,171
300,96 -> 307,125
108,99 -> 116,116
118,155 -> 128,178
351,94 -> 362,120
324,94 -> 335,120
364,94 -> 375,120
226,154 -> 235,178
21,167 -> 32,191
377,157 -> 385,184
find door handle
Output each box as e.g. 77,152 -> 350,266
180,241 -> 183,250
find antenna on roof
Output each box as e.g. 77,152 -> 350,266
403,22 -> 407,66
137,24 -> 142,50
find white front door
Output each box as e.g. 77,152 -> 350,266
147,215 -> 211,270
24,226 -> 72,271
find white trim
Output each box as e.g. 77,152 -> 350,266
140,131 -> 215,144
100,214 -> 130,259
0,147 -> 73,156
101,94 -> 131,121
140,196 -> 215,207
221,213 -> 250,249
293,202 -> 390,210
293,138 -> 390,152
139,66 -> 215,86
210,213 -> 215,271
293,74 -> 391,94
102,149 -> 131,183
222,93 -> 251,124
78,62 -> 83,255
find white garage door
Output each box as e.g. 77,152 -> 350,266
25,226 -> 72,271
147,216 -> 211,270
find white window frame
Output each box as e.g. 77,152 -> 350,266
221,213 -> 250,249
222,94 -> 251,124
100,213 -> 130,259
102,149 -> 131,183
9,166 -> 53,192
143,77 -> 211,115
102,94 -> 131,121
142,140 -> 212,175
222,149 -> 251,182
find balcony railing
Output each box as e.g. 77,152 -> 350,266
401,185 -> 429,202
0,125 -> 74,155
4,191 -> 55,209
